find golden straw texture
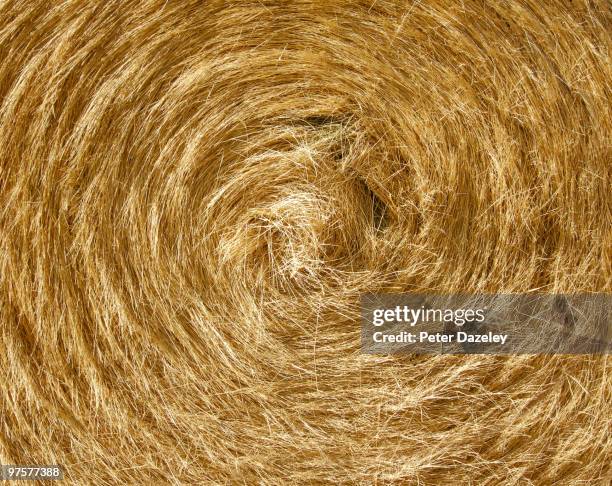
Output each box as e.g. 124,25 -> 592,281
0,1 -> 610,484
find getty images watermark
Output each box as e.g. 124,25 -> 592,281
361,294 -> 611,354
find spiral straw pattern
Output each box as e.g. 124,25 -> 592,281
0,1 -> 610,484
